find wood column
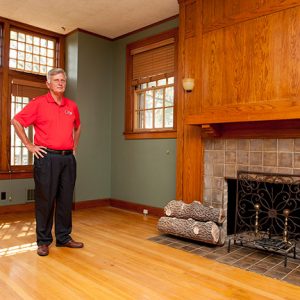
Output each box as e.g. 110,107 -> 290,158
176,0 -> 203,203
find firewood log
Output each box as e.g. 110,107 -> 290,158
164,200 -> 225,224
217,226 -> 226,246
157,217 -> 220,244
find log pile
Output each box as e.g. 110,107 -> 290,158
158,200 -> 226,245
164,200 -> 225,224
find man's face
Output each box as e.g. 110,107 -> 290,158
47,73 -> 66,94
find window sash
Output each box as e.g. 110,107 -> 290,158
134,77 -> 175,131
10,79 -> 47,167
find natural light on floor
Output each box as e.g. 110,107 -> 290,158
0,220 -> 36,256
0,242 -> 37,257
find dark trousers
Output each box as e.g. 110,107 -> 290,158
34,152 -> 76,246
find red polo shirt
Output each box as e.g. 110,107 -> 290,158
14,92 -> 80,150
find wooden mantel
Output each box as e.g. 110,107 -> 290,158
185,99 -> 300,125
176,0 -> 300,203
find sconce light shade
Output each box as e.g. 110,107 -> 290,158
182,78 -> 195,92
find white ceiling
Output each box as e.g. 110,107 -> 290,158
0,0 -> 179,39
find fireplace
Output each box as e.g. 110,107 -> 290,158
203,138 -> 300,237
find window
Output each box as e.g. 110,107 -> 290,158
125,28 -> 178,139
10,79 -> 48,167
9,29 -> 56,75
0,17 -> 64,179
135,76 -> 174,130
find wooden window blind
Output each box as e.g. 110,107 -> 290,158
131,38 -> 175,85
11,78 -> 48,98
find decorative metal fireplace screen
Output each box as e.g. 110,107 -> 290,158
228,171 -> 299,266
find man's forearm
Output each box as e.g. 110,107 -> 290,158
11,118 -> 46,158
11,118 -> 32,147
73,125 -> 81,152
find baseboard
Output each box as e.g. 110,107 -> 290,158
110,198 -> 164,217
0,198 -> 164,217
0,203 -> 35,214
73,198 -> 110,210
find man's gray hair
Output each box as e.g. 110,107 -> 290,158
47,68 -> 67,83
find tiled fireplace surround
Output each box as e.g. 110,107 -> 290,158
203,138 -> 300,233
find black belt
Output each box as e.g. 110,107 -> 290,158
46,148 -> 73,155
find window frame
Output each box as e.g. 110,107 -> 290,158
0,17 -> 64,179
125,28 -> 178,140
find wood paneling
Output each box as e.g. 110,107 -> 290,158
177,0 -> 300,202
202,7 -> 300,113
177,0 -> 203,202
203,0 -> 300,33
182,125 -> 203,202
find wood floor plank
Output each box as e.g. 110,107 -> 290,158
0,206 -> 299,299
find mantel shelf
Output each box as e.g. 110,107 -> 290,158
185,99 -> 300,126
186,117 -> 300,139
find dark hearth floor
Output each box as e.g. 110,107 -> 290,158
148,234 -> 300,286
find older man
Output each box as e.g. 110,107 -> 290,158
11,68 -> 83,256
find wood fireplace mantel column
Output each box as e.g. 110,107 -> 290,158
176,0 -> 203,203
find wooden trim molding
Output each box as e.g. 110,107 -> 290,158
0,171 -> 33,180
110,198 -> 164,217
0,203 -> 35,214
0,198 -> 164,218
0,16 -> 63,38
112,15 -> 179,41
124,130 -> 177,140
73,199 -> 110,210
66,15 -> 179,41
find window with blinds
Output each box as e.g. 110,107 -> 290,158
125,28 -> 177,138
10,79 -> 47,166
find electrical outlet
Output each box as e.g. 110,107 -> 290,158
143,209 -> 148,215
1,192 -> 6,200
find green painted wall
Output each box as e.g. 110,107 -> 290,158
0,179 -> 34,205
0,18 -> 178,208
111,19 -> 178,208
66,31 -> 112,201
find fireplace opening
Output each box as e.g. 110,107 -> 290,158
227,171 -> 300,266
226,173 -> 300,239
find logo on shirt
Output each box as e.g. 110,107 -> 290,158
64,109 -> 73,115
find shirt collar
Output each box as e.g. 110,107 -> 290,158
46,92 -> 66,106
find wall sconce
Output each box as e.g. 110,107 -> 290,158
182,78 -> 195,92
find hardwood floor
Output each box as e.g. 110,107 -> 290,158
0,206 -> 299,300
